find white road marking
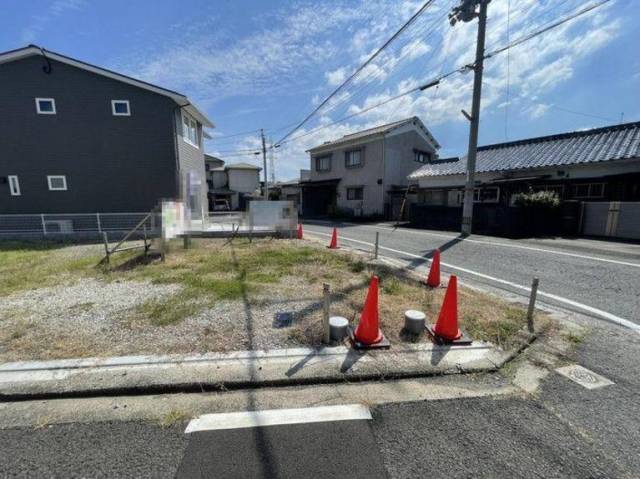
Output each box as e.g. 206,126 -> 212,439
306,229 -> 640,333
185,404 -> 371,433
306,221 -> 640,269
555,364 -> 615,390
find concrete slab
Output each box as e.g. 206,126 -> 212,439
0,340 -> 509,400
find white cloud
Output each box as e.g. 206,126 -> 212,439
21,0 -> 85,43
326,67 -> 349,86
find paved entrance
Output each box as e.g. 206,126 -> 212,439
176,405 -> 387,478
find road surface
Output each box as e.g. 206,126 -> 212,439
303,220 -> 640,327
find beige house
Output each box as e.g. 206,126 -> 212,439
205,154 -> 262,210
302,117 -> 439,218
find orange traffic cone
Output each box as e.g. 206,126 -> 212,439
426,249 -> 440,287
432,275 -> 462,341
352,276 -> 388,348
297,224 -> 303,240
328,228 -> 338,249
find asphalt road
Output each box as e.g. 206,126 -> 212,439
303,221 -> 640,326
3,321 -> 637,479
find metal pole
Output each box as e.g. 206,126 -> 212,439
527,277 -> 539,333
261,129 -> 269,200
323,283 -> 331,344
374,231 -> 379,259
96,213 -> 102,233
143,225 -> 149,256
41,214 -> 47,236
459,0 -> 489,236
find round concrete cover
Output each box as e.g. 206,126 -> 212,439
330,316 -> 349,327
404,310 -> 426,321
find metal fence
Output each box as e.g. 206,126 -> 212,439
0,213 -> 160,238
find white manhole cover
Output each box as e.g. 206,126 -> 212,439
555,364 -> 614,390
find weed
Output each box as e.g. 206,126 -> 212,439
382,277 -> 402,295
158,409 -> 190,427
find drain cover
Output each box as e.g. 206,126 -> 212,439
273,312 -> 295,328
555,364 -> 614,390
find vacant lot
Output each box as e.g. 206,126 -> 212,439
0,238 -> 543,361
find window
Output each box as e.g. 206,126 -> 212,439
35,98 -> 56,114
573,183 -> 604,199
182,112 -> 199,147
454,187 -> 500,204
347,186 -> 364,200
345,149 -> 363,168
47,175 -> 67,191
315,155 -> 331,172
8,176 -> 20,196
111,100 -> 130,116
414,150 -> 430,164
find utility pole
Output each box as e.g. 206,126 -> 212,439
261,128 -> 269,200
450,0 -> 489,236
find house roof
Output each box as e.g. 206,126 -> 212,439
409,122 -> 640,179
0,45 -> 214,128
205,153 -> 224,164
307,116 -> 440,153
225,162 -> 262,171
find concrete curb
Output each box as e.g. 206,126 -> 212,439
0,332 -> 535,401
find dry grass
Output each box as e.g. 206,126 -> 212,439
0,237 -> 545,359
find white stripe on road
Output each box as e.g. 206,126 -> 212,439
306,221 -> 640,269
185,404 -> 371,433
306,229 -> 640,333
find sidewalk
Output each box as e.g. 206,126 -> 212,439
0,332 -> 533,400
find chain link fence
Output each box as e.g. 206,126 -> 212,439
0,213 -> 160,239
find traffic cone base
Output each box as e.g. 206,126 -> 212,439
349,327 -> 390,350
427,326 -> 472,346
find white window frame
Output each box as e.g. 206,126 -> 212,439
111,100 -> 131,116
35,97 -> 56,115
573,182 -> 605,199
47,175 -> 68,191
8,175 -> 21,196
182,112 -> 200,148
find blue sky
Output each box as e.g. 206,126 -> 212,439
2,0 -> 639,180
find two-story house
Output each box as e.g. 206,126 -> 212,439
205,155 -> 262,210
0,45 -> 213,218
301,117 -> 440,218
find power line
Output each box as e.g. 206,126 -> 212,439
276,0 -> 611,149
275,0 -> 438,146
484,0 -> 611,60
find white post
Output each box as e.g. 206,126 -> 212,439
96,213 -> 102,233
41,214 -> 47,236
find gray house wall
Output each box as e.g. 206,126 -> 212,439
175,109 -> 207,217
384,129 -> 437,187
309,139 -> 385,216
0,56 -> 181,214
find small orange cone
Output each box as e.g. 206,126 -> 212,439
432,275 -> 462,341
426,249 -> 440,287
297,224 -> 303,240
353,276 -> 386,346
328,228 -> 338,249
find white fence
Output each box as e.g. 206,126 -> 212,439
0,213 -> 159,238
581,201 -> 640,240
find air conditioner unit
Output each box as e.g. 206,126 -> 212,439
45,220 -> 74,233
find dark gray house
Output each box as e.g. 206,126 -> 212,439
0,45 -> 214,216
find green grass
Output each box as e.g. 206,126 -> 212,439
382,277 -> 403,295
0,243 -> 101,296
463,313 -> 523,347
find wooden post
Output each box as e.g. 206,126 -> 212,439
527,277 -> 539,333
143,225 -> 149,256
374,231 -> 379,260
323,283 -> 331,344
102,232 -> 110,264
